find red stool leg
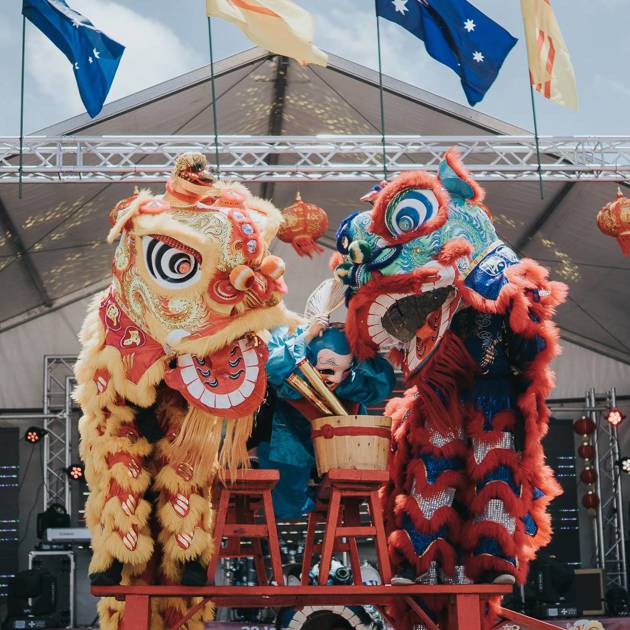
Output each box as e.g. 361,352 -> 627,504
448,593 -> 481,630
207,487 -> 231,584
343,498 -> 363,585
251,537 -> 269,586
347,537 -> 362,585
318,488 -> 341,585
301,509 -> 318,585
121,595 -> 150,630
369,489 -> 392,584
261,488 -> 284,585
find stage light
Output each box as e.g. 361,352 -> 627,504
24,427 -> 47,445
619,457 -> 630,475
65,464 -> 84,481
607,407 -> 626,427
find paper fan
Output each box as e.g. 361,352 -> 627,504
304,278 -> 345,322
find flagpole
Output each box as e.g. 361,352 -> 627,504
374,1 -> 388,180
528,82 -> 544,200
206,16 -> 221,176
18,15 -> 26,199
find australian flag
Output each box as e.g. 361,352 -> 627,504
375,0 -> 517,106
22,0 -> 125,117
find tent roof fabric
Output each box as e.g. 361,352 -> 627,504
0,48 -> 628,364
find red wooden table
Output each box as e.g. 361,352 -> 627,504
92,583 -> 563,630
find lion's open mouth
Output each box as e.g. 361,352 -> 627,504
366,288 -> 459,375
165,336 -> 268,418
381,287 -> 453,343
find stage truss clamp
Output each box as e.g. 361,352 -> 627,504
2,135 -> 630,183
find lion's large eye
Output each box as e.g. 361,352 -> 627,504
142,235 -> 201,289
385,190 -> 438,237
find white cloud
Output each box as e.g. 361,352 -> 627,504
314,3 -> 432,87
25,0 -> 205,117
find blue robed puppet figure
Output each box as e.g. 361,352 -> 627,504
257,322 -> 395,521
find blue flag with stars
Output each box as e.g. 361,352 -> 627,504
375,0 -> 517,106
22,0 -> 124,117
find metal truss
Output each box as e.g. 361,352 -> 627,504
43,356 -> 77,514
587,388 -> 628,591
2,135 -> 630,183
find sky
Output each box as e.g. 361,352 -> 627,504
0,1 -> 628,136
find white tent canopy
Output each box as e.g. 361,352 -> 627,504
0,48 -> 629,410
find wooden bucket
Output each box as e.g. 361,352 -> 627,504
310,415 -> 392,476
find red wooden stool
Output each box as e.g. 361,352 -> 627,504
301,468 -> 392,586
207,468 -> 284,586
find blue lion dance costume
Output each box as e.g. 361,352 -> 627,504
332,149 -> 567,626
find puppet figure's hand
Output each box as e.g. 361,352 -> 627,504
305,319 -> 328,344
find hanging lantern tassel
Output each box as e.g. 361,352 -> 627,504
597,187 -> 630,256
278,192 -> 329,258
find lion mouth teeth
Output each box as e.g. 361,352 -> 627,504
177,338 -> 260,409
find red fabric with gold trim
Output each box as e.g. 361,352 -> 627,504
164,337 -> 268,418
99,293 -> 165,385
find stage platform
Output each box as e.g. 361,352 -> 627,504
47,618 -> 630,630
92,583 -> 571,630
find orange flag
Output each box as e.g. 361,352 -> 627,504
206,0 -> 327,66
520,0 -> 578,110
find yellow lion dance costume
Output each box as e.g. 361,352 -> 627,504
74,154 -> 296,629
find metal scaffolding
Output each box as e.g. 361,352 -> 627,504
2,135 -> 630,183
587,388 -> 628,591
43,356 -> 77,514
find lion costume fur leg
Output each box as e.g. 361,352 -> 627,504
76,301 -> 155,579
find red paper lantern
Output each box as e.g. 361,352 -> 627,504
597,187 -> 630,256
582,492 -> 600,510
580,468 -> 598,484
578,443 -> 595,459
574,416 -> 596,436
278,193 -> 329,258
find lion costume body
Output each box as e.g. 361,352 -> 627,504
74,154 -> 296,629
334,150 -> 567,626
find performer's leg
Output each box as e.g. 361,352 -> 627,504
152,399 -> 216,627
386,392 -> 468,580
462,408 -> 525,582
257,441 -> 314,521
79,398 -> 154,583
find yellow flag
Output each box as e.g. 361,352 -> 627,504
206,0 -> 327,66
520,0 -> 578,110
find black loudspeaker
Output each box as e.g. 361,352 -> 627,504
5,569 -> 57,617
574,568 -> 606,615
